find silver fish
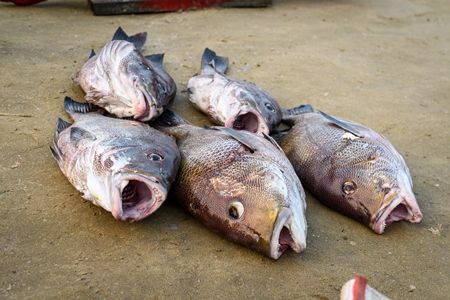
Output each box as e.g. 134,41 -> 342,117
150,110 -> 307,259
74,27 -> 176,121
187,48 -> 282,135
50,97 -> 180,222
276,105 -> 423,233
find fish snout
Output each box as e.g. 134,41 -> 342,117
269,207 -> 307,259
371,187 -> 423,234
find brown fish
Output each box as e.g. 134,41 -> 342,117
50,97 -> 180,222
74,27 -> 176,121
275,106 -> 423,233
150,110 -> 307,259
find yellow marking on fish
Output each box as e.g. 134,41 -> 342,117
342,132 -> 359,140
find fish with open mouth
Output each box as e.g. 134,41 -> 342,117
50,96 -> 180,222
274,105 -> 423,233
150,110 -> 307,259
186,48 -> 282,135
74,27 -> 176,121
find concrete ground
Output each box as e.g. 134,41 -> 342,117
1,0 -> 449,299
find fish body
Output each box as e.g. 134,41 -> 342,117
150,110 -> 307,259
74,27 -> 176,122
276,108 -> 423,233
50,97 -> 180,222
187,48 -> 282,135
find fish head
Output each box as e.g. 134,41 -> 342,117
187,75 -> 282,135
93,135 -> 180,222
223,88 -> 282,135
319,139 -> 423,234
199,159 -> 307,259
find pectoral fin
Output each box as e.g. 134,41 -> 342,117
318,110 -> 363,138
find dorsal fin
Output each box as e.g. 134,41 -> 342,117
262,132 -> 284,152
112,26 -> 147,50
282,104 -> 314,116
208,127 -> 257,153
88,49 -> 96,59
56,118 -> 72,135
49,139 -> 62,162
70,127 -> 96,146
201,48 -> 229,75
145,53 -> 164,68
318,110 -> 363,137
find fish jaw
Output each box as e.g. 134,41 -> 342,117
371,187 -> 423,234
224,107 -> 270,135
110,173 -> 167,222
269,207 -> 307,259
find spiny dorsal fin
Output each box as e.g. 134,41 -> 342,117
70,127 -> 96,146
318,110 -> 363,138
112,26 -> 147,50
145,53 -> 164,69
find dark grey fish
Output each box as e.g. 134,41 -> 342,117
73,27 -> 176,122
150,110 -> 307,259
275,106 -> 423,233
187,48 -> 282,135
50,97 -> 180,222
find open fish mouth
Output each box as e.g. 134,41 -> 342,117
269,207 -> 307,260
372,188 -> 423,234
112,173 -> 167,222
225,109 -> 269,135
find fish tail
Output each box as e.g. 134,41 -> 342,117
201,48 -> 229,74
112,26 -> 147,51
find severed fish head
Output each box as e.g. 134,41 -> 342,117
186,48 -> 282,135
51,97 -> 180,222
75,40 -> 175,122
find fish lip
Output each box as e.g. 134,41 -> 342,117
133,78 -> 156,122
224,107 -> 269,135
372,188 -> 423,234
269,207 -> 307,260
111,173 -> 167,222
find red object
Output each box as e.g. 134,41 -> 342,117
353,275 -> 368,300
1,0 -> 47,5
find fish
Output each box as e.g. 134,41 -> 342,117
50,96 -> 181,222
274,105 -> 423,234
149,110 -> 307,259
186,48 -> 282,135
73,27 -> 176,122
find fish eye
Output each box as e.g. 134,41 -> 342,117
343,181 -> 357,194
265,103 -> 275,112
228,201 -> 244,220
147,153 -> 163,161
